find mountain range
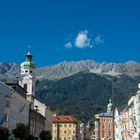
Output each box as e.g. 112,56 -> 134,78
1,60 -> 140,80
0,60 -> 140,122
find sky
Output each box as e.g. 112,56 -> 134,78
0,0 -> 140,67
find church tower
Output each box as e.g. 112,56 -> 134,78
19,51 -> 36,103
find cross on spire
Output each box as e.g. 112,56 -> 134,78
28,45 -> 31,51
27,45 -> 31,55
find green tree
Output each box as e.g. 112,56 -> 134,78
12,123 -> 30,139
39,130 -> 52,140
0,127 -> 10,140
8,133 -> 15,140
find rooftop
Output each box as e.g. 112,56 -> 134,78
6,83 -> 27,98
53,115 -> 78,123
95,112 -> 113,118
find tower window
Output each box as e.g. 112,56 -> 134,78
25,70 -> 28,73
30,71 -> 32,73
24,84 -> 27,91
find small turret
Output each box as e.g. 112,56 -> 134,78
107,99 -> 113,113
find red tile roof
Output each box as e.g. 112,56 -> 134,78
53,115 -> 77,123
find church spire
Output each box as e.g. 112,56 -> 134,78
19,46 -> 36,103
20,46 -> 35,69
26,51 -> 32,62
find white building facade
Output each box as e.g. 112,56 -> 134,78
0,81 -> 30,131
115,83 -> 140,140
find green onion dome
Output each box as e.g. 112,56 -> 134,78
20,52 -> 35,69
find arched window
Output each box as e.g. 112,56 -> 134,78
24,84 -> 27,91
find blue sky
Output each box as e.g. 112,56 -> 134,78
0,0 -> 140,67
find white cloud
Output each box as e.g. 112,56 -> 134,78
94,35 -> 104,44
75,30 -> 93,48
64,31 -> 104,49
64,42 -> 72,49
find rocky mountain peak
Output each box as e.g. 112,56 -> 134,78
0,60 -> 140,80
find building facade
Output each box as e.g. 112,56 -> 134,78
0,81 -> 30,131
29,109 -> 46,137
52,115 -> 80,140
115,83 -> 140,140
45,107 -> 54,132
94,99 -> 114,140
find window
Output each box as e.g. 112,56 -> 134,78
5,114 -> 9,122
25,70 -> 28,73
53,124 -> 57,127
73,124 -> 76,127
64,130 -> 67,134
69,124 -> 71,127
103,118 -> 106,122
109,123 -> 112,129
24,84 -> 27,91
108,118 -> 112,123
109,130 -> 112,137
5,99 -> 11,108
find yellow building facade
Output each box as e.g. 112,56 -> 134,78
52,115 -> 80,140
